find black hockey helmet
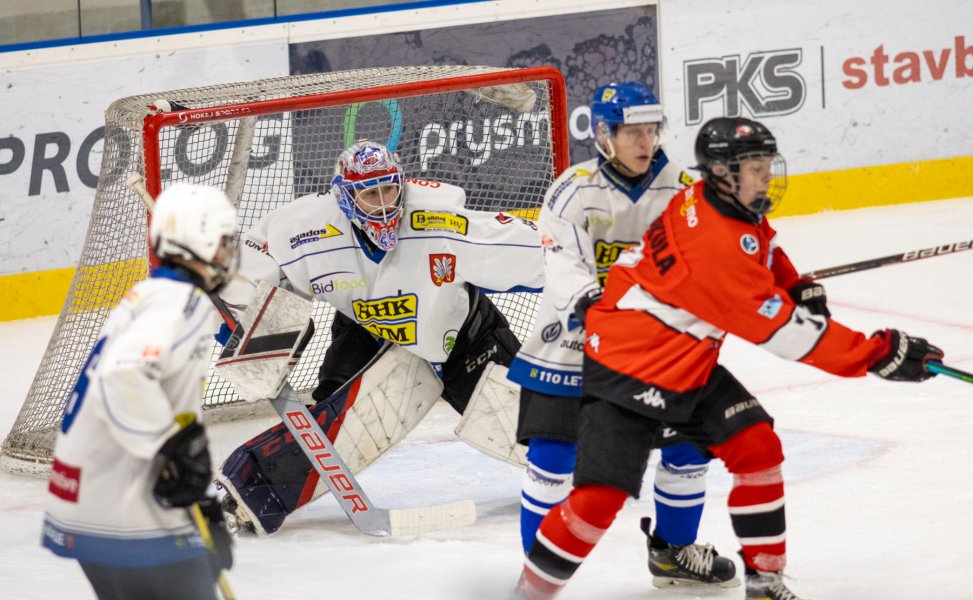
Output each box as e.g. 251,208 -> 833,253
693,117 -> 786,218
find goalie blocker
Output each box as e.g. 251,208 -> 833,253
217,285 -> 526,535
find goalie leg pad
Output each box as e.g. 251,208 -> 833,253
218,345 -> 442,535
454,362 -> 527,467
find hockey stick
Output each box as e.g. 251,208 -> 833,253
170,413 -> 235,600
128,174 -> 476,536
801,240 -> 973,280
926,361 -> 973,384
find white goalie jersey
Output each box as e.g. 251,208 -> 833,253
507,152 -> 693,396
42,270 -> 219,566
221,179 -> 544,372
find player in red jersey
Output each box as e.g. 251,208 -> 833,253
516,117 -> 945,600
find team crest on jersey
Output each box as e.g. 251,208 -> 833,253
429,254 -> 456,287
352,293 -> 419,346
411,211 -> 468,235
740,234 -> 759,255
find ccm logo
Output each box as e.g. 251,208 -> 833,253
285,410 -> 368,513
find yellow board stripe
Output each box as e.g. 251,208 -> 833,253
0,259 -> 147,322
3,154 -> 973,322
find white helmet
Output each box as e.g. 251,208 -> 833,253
150,183 -> 239,290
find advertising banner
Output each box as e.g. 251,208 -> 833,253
288,5 -> 660,166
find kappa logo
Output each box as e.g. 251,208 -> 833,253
587,332 -> 601,353
429,253 -> 456,287
634,387 -> 666,409
411,211 -> 468,235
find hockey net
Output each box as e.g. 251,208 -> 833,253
2,65 -> 569,470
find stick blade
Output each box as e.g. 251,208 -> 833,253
388,500 -> 477,536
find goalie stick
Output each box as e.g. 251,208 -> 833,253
801,239 -> 973,280
127,173 -> 476,536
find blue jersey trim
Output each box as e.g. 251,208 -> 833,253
507,356 -> 582,397
150,266 -> 192,283
42,518 -> 208,567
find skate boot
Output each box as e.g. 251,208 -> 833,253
641,517 -> 740,588
745,569 -> 806,600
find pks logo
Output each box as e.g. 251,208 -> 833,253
684,49 -> 806,125
429,254 -> 456,287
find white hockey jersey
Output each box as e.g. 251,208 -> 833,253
42,268 -> 219,566
507,152 -> 693,396
221,179 -> 544,372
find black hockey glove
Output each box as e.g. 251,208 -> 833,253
573,288 -> 603,329
868,329 -> 944,382
788,278 -> 830,318
153,421 -> 212,508
197,496 -> 234,575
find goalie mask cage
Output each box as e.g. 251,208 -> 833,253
2,65 -> 569,471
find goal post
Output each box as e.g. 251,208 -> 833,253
2,65 -> 569,471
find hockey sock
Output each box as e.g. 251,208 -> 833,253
521,438 -> 576,553
520,484 -> 628,599
653,441 -> 709,546
710,422 -> 787,572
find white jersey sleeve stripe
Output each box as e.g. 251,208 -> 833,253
756,305 -> 829,361
615,285 -> 724,341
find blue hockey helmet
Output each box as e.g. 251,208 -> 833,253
331,140 -> 404,251
590,82 -> 664,157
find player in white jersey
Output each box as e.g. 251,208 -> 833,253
42,184 -> 238,600
507,82 -> 737,586
217,140 -> 544,535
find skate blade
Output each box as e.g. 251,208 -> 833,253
651,574 -> 742,589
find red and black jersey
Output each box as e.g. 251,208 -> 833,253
584,180 -> 885,395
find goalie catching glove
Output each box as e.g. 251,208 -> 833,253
868,329 -> 943,382
153,420 -> 212,508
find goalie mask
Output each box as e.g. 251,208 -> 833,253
332,140 -> 404,251
694,117 -> 787,220
150,183 -> 239,292
590,82 -> 665,164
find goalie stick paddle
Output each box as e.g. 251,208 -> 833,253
801,239 -> 973,280
127,174 -> 477,536
926,361 -> 973,384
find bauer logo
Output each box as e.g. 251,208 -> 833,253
684,48 -> 807,125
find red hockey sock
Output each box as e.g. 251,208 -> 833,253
519,484 -> 629,599
710,422 -> 787,572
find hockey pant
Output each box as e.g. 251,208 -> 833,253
219,288 -> 521,535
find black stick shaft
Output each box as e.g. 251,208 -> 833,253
801,240 -> 973,280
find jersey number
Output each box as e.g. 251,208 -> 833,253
61,337 -> 107,433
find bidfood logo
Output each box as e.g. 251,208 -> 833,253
352,293 -> 419,346
684,48 -> 807,125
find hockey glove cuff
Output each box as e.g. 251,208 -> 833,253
198,496 -> 234,574
573,288 -> 604,329
788,278 -> 830,318
867,329 -> 944,382
153,421 -> 212,508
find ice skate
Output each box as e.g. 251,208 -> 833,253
642,517 -> 740,588
745,570 -> 806,600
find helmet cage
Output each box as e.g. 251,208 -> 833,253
334,171 -> 403,251
718,151 -> 788,218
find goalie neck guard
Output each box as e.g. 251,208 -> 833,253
331,140 -> 404,251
